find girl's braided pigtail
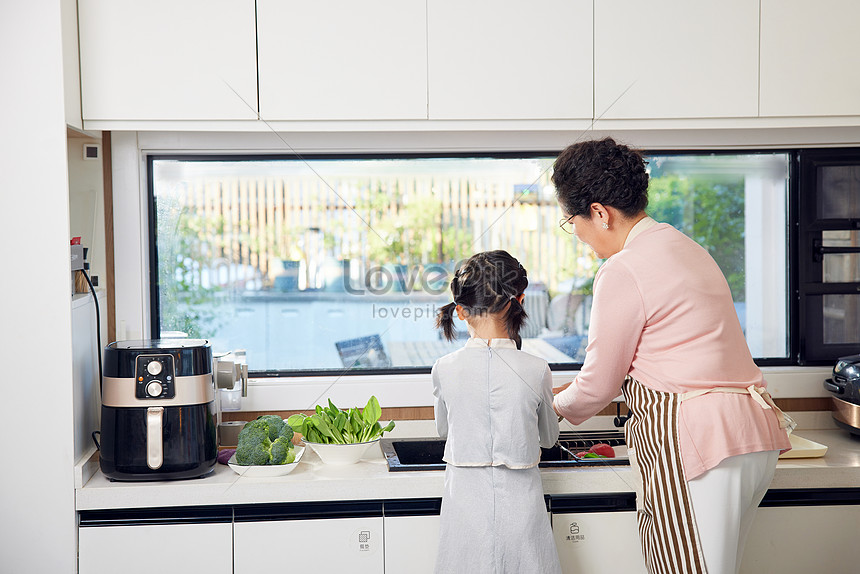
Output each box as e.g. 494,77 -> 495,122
504,296 -> 528,342
435,302 -> 458,341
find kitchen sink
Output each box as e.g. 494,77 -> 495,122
380,430 -> 629,471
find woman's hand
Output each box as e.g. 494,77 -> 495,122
553,381 -> 572,395
552,381 -> 573,420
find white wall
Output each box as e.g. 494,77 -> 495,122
0,2 -> 77,572
111,131 -> 150,341
68,133 -> 106,281
72,292 -> 106,463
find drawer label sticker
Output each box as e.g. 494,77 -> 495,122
564,522 -> 586,544
359,530 -> 371,551
350,528 -> 376,554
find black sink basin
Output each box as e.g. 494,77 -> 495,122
380,430 -> 629,471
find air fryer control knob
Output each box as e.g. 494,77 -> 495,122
146,381 -> 163,397
147,361 -> 163,376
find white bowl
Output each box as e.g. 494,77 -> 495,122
302,439 -> 380,465
227,446 -> 304,477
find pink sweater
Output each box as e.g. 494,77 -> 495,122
553,221 -> 790,480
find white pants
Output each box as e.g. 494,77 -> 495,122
687,450 -> 779,574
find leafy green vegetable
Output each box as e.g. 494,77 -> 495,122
287,395 -> 396,445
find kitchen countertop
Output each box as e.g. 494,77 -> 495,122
75,414 -> 860,512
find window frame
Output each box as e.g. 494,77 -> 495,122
797,147 -> 860,364
146,148 -> 801,376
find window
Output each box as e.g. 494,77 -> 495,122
148,151 -> 791,375
646,153 -> 789,360
798,149 -> 860,363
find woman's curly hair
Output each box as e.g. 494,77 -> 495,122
552,137 -> 649,218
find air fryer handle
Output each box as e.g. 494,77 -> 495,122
146,407 -> 164,470
823,379 -> 844,394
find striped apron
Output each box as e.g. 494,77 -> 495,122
622,376 -> 794,574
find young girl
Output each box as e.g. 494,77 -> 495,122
432,250 -> 561,574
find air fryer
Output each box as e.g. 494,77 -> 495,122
98,339 -> 217,481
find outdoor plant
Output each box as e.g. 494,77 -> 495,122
648,174 -> 745,301
157,205 -> 225,338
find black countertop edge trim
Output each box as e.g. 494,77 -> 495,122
77,488 -> 860,526
383,498 -> 443,517
382,495 -> 552,516
549,492 -> 638,513
78,505 -> 233,527
760,487 -> 860,507
233,499 -> 385,522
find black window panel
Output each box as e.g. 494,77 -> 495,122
798,148 -> 860,363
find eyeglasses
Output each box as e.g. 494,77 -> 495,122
559,215 -> 575,235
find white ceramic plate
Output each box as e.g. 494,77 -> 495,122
302,439 -> 380,465
227,445 -> 304,476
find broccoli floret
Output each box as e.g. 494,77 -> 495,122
234,417 -> 294,465
278,422 -> 294,443
256,415 -> 287,441
270,437 -> 295,465
235,438 -> 272,465
241,418 -> 270,435
237,423 -> 269,445
235,424 -> 272,465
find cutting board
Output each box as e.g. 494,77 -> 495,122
778,434 -> 828,459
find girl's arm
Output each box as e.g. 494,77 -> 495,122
431,364 -> 448,439
537,365 -> 560,448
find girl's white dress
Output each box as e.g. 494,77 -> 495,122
432,337 -> 561,574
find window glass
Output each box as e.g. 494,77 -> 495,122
152,156 -> 590,371
822,294 -> 860,345
645,153 -> 789,359
150,152 -> 790,373
823,231 -> 860,283
818,165 -> 860,219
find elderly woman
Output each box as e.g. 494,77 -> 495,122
551,137 -> 792,574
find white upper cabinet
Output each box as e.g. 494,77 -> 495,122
760,0 -> 860,117
257,0 -> 427,121
72,1 -> 860,127
78,0 -> 258,121
428,0 -> 592,120
594,0 -> 759,120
